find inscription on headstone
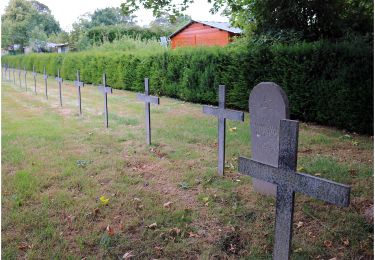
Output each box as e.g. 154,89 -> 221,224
43,66 -> 48,99
73,70 -> 85,115
249,82 -> 289,196
55,68 -> 63,107
136,78 -> 160,145
98,73 -> 112,128
32,65 -> 37,94
239,82 -> 351,260
203,85 -> 244,176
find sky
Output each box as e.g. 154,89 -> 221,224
0,0 -> 228,32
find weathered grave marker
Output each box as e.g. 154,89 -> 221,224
98,73 -> 112,128
249,82 -> 289,196
137,78 -> 160,145
18,66 -> 22,87
73,70 -> 85,115
12,67 -> 16,84
32,65 -> 37,94
239,83 -> 351,260
43,66 -> 48,99
203,85 -> 244,176
55,68 -> 63,107
23,66 -> 27,91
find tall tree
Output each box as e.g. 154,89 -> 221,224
121,0 -> 373,40
1,0 -> 61,48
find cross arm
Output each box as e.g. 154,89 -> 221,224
203,106 -> 244,121
98,85 -> 112,94
44,75 -> 48,79
74,81 -> 84,87
137,93 -> 159,105
238,157 -> 350,207
55,77 -> 63,83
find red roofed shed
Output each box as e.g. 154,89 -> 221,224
169,20 -> 242,49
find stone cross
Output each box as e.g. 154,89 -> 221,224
32,65 -> 37,94
98,73 -> 112,128
2,64 -> 6,80
18,66 -> 22,87
136,78 -> 160,145
55,68 -> 63,107
249,82 -> 290,196
239,84 -> 351,260
43,66 -> 48,99
73,70 -> 85,115
12,67 -> 15,84
203,85 -> 244,176
24,66 -> 27,91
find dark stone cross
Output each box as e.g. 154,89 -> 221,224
136,78 -> 160,145
55,68 -> 63,107
12,67 -> 16,84
18,66 -> 22,87
239,120 -> 351,260
23,66 -> 27,91
32,65 -> 37,94
73,70 -> 85,115
203,85 -> 244,176
43,66 -> 48,99
98,73 -> 112,128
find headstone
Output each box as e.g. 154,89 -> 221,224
73,70 -> 84,115
55,68 -> 63,107
98,73 -> 112,128
249,82 -> 289,196
24,66 -> 27,91
203,85 -> 244,176
239,83 -> 351,260
32,65 -> 37,94
43,66 -> 48,99
136,78 -> 160,145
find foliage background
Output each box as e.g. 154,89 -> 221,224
3,38 -> 373,134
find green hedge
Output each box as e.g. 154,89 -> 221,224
3,40 -> 373,134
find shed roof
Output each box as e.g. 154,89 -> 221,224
169,20 -> 242,38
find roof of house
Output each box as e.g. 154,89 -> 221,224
169,20 -> 243,38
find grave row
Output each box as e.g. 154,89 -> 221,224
1,64 -> 351,260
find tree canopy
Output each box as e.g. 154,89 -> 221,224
1,0 -> 61,48
121,0 -> 373,41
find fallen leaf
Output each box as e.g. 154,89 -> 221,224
314,173 -> 321,176
18,242 -> 32,251
294,248 -> 303,253
133,197 -> 142,202
169,227 -> 181,236
148,222 -> 157,229
106,225 -> 115,236
297,167 -> 305,172
229,127 -> 237,132
163,201 -> 173,208
342,238 -> 350,247
328,258 -> 337,260
296,221 -> 303,229
188,232 -> 199,238
122,251 -> 135,259
324,240 -> 333,248
100,196 -> 109,205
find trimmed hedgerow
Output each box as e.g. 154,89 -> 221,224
3,40 -> 373,134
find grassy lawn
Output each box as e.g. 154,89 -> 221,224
2,71 -> 373,259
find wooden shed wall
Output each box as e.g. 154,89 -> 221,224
171,22 -> 231,49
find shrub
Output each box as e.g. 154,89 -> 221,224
3,39 -> 373,134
